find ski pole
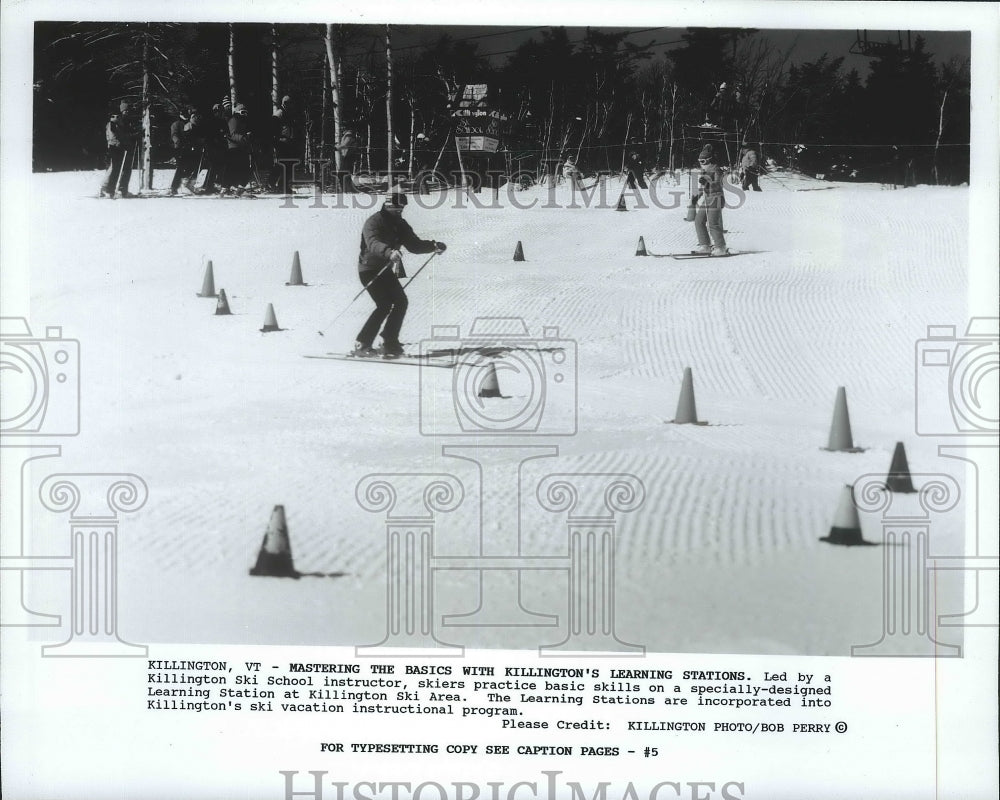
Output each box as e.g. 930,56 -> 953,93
317,262 -> 395,336
401,250 -> 438,290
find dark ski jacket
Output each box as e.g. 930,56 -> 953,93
227,115 -> 252,151
358,209 -> 436,273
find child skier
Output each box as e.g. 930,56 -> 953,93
692,144 -> 728,256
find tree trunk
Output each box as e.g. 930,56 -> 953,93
271,24 -> 280,114
324,25 -> 342,170
934,87 -> 949,185
141,27 -> 152,190
385,25 -> 393,187
228,23 -> 237,108
408,97 -> 417,178
320,54 -> 328,160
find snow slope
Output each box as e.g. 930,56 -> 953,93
19,169 -> 971,655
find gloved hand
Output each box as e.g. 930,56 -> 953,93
393,261 -> 406,279
388,249 -> 403,264
434,241 -> 447,254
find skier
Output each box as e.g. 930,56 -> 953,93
353,192 -> 447,357
740,146 -> 762,192
221,103 -> 253,195
625,151 -> 648,189
99,100 -> 138,198
692,143 -> 728,256
267,95 -> 302,194
168,108 -> 202,195
562,156 -> 581,190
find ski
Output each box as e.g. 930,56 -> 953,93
671,250 -> 743,260
304,352 -> 456,369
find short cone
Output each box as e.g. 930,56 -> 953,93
286,251 -> 305,286
260,303 -> 282,332
825,386 -> 861,451
215,288 -> 232,316
197,261 -> 218,297
635,236 -> 648,256
513,241 -> 525,261
885,441 -> 917,493
478,362 -> 502,398
671,367 -> 704,424
249,505 -> 299,577
820,485 -> 873,546
616,195 -> 627,211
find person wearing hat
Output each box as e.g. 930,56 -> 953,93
692,143 -> 728,255
99,100 -> 139,198
561,155 -> 581,190
625,150 -> 648,189
221,102 -> 254,195
740,145 -> 762,192
267,95 -> 303,194
168,107 -> 203,195
353,192 -> 447,357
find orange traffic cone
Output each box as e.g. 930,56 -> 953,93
249,505 -> 300,577
215,288 -> 232,316
260,303 -> 283,332
820,485 -> 874,546
824,386 -> 863,452
197,260 -> 218,297
616,194 -> 627,211
671,367 -> 706,425
635,236 -> 648,256
286,251 -> 306,286
478,362 -> 503,398
885,441 -> 916,493
513,241 -> 525,261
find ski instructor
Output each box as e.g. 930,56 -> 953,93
353,192 -> 447,357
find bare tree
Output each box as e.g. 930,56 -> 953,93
935,57 -> 969,185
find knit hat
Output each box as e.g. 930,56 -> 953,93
698,144 -> 715,161
383,191 -> 408,208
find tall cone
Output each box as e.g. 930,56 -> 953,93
197,261 -> 218,297
249,505 -> 299,577
478,362 -> 502,398
215,288 -> 232,316
286,251 -> 305,286
513,241 -> 525,261
820,485 -> 873,546
635,236 -> 648,256
260,303 -> 282,332
885,441 -> 916,493
671,367 -> 705,424
616,194 -> 627,211
825,386 -> 862,452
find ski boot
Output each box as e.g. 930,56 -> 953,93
352,341 -> 379,358
380,339 -> 405,358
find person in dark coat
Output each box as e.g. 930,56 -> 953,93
202,103 -> 230,192
353,192 -> 446,356
168,108 -> 203,195
740,146 -> 762,192
100,100 -> 139,198
221,103 -> 253,194
625,151 -> 648,189
267,95 -> 303,194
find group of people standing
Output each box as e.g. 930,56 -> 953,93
99,95 -> 315,198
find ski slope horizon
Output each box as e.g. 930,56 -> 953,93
15,168 -> 980,656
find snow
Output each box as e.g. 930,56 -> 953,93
18,168 -> 974,656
